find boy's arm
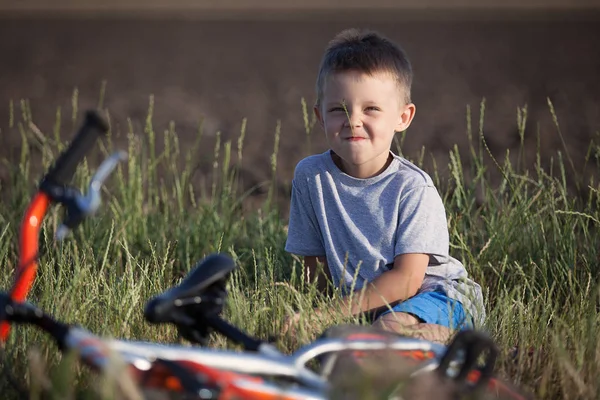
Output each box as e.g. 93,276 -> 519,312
328,253 -> 428,317
303,256 -> 331,293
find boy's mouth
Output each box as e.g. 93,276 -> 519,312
345,136 -> 366,142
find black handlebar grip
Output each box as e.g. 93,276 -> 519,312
44,110 -> 109,185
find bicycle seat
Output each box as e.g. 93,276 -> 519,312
144,253 -> 237,324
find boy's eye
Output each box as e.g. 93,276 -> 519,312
366,106 -> 381,111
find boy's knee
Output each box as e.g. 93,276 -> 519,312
372,312 -> 420,330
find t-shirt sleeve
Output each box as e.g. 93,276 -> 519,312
394,185 -> 450,259
284,178 -> 325,256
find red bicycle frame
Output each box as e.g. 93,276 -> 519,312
0,192 -> 51,341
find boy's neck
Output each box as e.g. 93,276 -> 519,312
330,151 -> 394,179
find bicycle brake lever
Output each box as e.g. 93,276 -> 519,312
55,150 -> 127,241
85,150 -> 128,205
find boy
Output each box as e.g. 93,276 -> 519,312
284,28 -> 485,344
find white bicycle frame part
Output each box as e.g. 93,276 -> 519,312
63,327 -> 327,399
64,326 -> 448,392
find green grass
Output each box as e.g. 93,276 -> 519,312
0,93 -> 599,399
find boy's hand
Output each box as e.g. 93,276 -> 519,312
282,312 -> 302,336
282,309 -> 327,337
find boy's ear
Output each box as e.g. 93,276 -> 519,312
314,105 -> 325,128
396,103 -> 416,132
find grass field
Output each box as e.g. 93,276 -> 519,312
0,93 -> 598,399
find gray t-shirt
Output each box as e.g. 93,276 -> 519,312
285,150 -> 485,327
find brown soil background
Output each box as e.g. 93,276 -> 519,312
1,8 -> 599,209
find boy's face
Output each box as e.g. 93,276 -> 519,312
314,70 -> 415,179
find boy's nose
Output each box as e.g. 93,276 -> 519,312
343,112 -> 363,128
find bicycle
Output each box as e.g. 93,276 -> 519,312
0,110 -> 530,399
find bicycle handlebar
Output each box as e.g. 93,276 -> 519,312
0,110 -> 114,342
42,110 -> 109,186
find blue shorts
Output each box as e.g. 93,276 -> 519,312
376,291 -> 474,330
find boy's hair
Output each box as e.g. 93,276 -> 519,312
315,28 -> 413,107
